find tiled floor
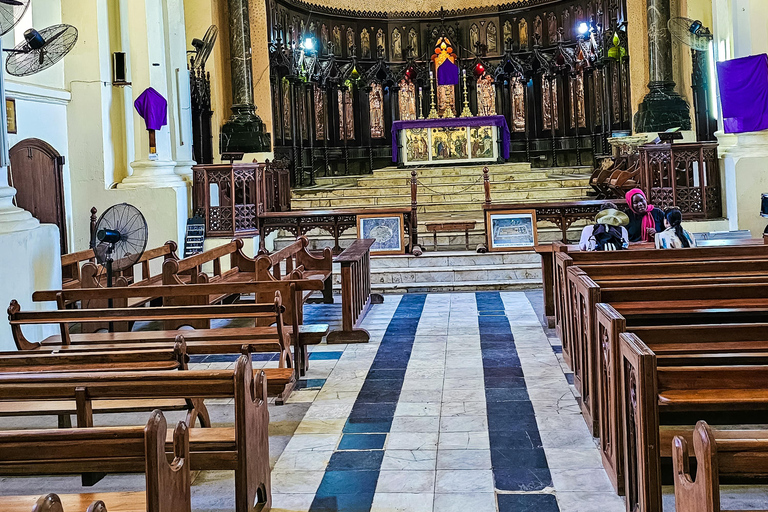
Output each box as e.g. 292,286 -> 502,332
9,291 -> 763,511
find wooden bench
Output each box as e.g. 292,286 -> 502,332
61,248 -> 96,290
327,239 -> 381,344
80,241 -> 180,292
0,410 -> 190,512
424,219 -> 476,250
673,421 -> 768,512
8,296 -> 297,404
620,331 -> 768,512
32,282 -> 330,377
565,265 -> 768,436
0,354 -> 271,512
254,236 -> 334,305
0,337 -> 209,429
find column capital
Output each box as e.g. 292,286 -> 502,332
118,159 -> 187,189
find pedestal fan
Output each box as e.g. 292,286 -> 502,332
93,203 -> 148,290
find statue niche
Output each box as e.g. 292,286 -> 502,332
361,28 -> 371,58
542,75 -> 559,130
338,89 -> 355,140
512,80 -> 526,132
408,28 -> 418,56
519,18 -> 528,50
476,74 -> 497,116
503,20 -> 512,48
470,24 -> 479,51
332,26 -> 342,55
321,24 -> 329,54
376,29 -> 385,57
369,83 -> 385,138
398,79 -> 417,120
547,13 -> 558,44
534,16 -> 542,45
487,22 -> 497,53
392,28 -> 402,60
347,27 -> 355,56
282,78 -> 292,139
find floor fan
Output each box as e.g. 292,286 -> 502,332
93,203 -> 148,291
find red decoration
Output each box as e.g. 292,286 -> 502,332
474,63 -> 485,77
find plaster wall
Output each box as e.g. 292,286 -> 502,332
0,225 -> 61,351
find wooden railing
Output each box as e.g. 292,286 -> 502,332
327,238 -> 382,344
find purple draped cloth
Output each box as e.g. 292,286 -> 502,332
436,59 -> 460,86
134,87 -> 168,130
717,54 -> 768,133
391,115 -> 511,162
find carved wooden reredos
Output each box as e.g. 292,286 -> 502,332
267,0 -> 630,186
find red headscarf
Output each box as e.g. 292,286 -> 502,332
625,188 -> 656,242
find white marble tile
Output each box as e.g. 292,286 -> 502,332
437,431 -> 490,450
273,450 -> 334,471
386,432 -> 439,451
555,491 -> 626,512
394,402 -> 441,417
432,492 -> 497,512
390,415 -> 440,432
270,470 -> 325,494
434,469 -> 494,493
371,492 -> 434,512
270,492 -> 316,512
376,470 -> 436,493
381,450 -> 437,471
282,434 -> 341,452
436,449 -> 492,470
439,415 -> 488,433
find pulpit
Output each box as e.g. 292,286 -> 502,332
192,161 -> 290,237
638,142 -> 721,219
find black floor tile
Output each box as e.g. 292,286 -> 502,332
497,493 -> 560,512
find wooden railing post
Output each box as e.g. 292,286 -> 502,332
89,207 -> 97,249
410,169 -> 421,254
483,166 -> 491,206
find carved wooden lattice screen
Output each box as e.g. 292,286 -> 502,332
638,142 -> 721,219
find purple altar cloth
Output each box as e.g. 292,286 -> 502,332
717,54 -> 768,134
134,87 -> 168,130
391,115 -> 511,162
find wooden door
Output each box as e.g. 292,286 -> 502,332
9,138 -> 67,254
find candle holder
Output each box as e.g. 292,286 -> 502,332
417,87 -> 423,120
427,72 -> 439,119
460,70 -> 473,118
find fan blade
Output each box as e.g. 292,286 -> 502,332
0,0 -> 24,6
41,27 -> 68,48
38,49 -> 44,65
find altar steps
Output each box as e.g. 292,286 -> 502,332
292,164 -> 593,214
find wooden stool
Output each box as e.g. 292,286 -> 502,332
425,220 -> 477,250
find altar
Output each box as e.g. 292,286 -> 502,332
392,115 -> 511,167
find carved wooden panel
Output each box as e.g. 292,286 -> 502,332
512,80 -> 526,132
314,86 -> 326,140
398,79 -> 417,120
437,85 -> 456,118
282,78 -> 292,139
338,89 -> 355,140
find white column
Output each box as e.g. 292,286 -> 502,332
118,0 -> 185,189
165,0 -> 196,180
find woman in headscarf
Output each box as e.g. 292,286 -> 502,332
625,188 -> 664,242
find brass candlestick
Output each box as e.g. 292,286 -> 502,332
427,72 -> 439,119
417,87 -> 423,120
460,70 -> 473,118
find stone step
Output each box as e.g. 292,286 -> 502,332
368,250 -> 540,268
363,279 -> 542,293
296,178 -> 590,199
291,187 -> 592,209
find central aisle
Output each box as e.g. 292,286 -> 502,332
271,292 -> 624,512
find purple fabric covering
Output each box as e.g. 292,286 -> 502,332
717,54 -> 768,134
436,58 -> 460,86
134,87 -> 168,130
391,115 -> 511,162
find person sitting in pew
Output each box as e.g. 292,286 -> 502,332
625,188 -> 665,242
578,203 -> 630,251
656,207 -> 697,249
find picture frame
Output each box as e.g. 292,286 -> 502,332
357,213 -> 405,255
6,98 -> 16,134
486,209 -> 538,251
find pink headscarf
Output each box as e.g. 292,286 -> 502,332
625,188 -> 656,242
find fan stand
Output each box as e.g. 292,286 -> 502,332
105,243 -> 115,332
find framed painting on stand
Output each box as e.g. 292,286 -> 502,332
357,213 -> 406,255
485,209 -> 538,251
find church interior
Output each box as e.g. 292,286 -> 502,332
2,0 -> 768,511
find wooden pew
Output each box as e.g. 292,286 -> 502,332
327,239 -> 381,344
0,355 -> 271,512
253,236 -> 334,305
620,332 -> 768,512
0,337 -> 209,429
568,270 -> 768,438
61,248 -> 95,290
8,297 -> 297,404
552,240 -> 768,345
0,410 -> 190,512
673,421 -> 768,512
32,281 -> 330,377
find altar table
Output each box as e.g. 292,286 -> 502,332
392,115 -> 510,166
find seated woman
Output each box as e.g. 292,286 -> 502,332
625,188 -> 665,242
656,207 -> 697,249
579,202 -> 630,251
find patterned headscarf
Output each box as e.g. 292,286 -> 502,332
625,188 -> 656,242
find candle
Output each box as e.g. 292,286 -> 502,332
429,71 -> 433,79
463,69 -> 466,77
419,87 -> 422,94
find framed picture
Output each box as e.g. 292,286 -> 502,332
486,209 -> 538,251
6,98 -> 16,134
357,213 -> 405,255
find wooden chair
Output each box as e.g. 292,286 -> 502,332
0,409 -> 190,512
